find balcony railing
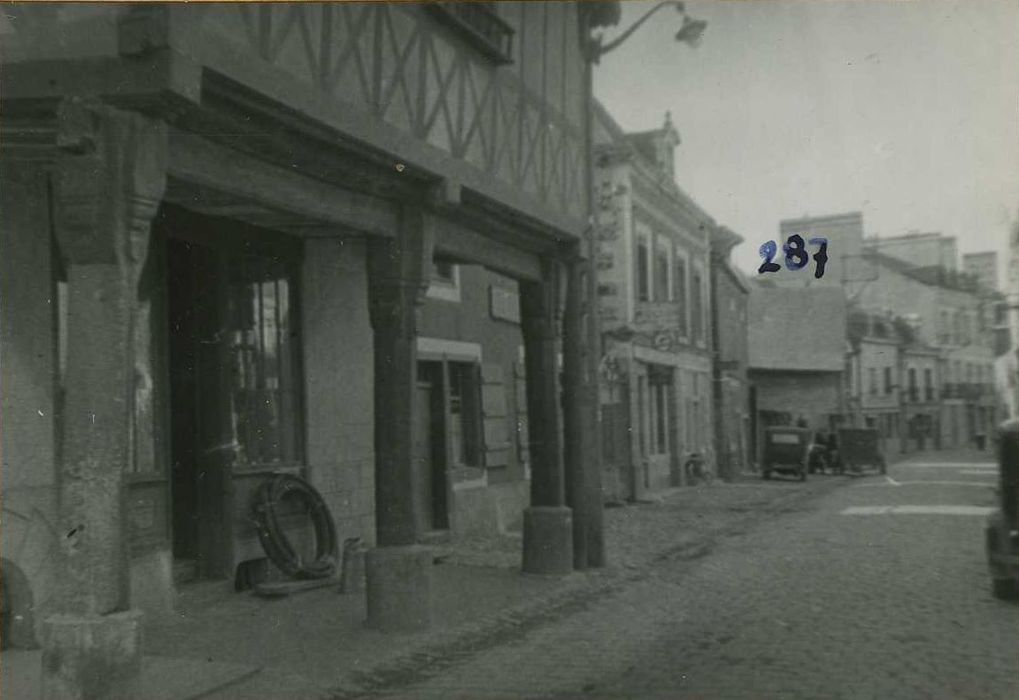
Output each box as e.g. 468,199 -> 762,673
426,3 -> 515,64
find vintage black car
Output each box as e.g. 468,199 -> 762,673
761,426 -> 811,481
986,419 -> 1019,600
837,427 -> 886,475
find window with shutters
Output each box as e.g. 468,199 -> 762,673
654,243 -> 670,302
448,362 -> 482,467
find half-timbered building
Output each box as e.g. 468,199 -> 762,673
0,2 -> 615,692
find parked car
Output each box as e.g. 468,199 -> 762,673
761,426 -> 811,481
986,420 -> 1019,600
837,427 -> 886,475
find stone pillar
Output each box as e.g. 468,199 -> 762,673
42,99 -> 166,699
563,255 -> 605,569
365,203 -> 434,631
520,262 -> 573,575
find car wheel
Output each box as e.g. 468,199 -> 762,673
992,578 -> 1019,600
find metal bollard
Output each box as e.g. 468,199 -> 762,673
340,537 -> 367,594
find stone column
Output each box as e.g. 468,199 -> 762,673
563,255 -> 605,569
43,99 -> 166,700
365,203 -> 434,631
520,262 -> 573,575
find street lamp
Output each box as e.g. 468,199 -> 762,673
587,1 -> 708,63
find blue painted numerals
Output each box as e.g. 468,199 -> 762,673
757,240 -> 780,274
758,236 -> 829,279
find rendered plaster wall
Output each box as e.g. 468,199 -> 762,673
301,238 -> 377,549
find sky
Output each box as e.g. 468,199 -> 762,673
593,0 -> 1019,278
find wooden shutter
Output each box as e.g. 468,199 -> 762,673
481,362 -> 512,467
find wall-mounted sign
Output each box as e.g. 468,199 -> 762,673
490,286 -> 520,324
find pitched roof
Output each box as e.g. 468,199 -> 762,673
748,286 -> 846,371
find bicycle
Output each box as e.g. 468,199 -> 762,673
684,452 -> 713,485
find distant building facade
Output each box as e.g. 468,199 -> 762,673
845,309 -> 940,453
853,249 -> 998,449
865,232 -> 958,272
747,285 -> 848,464
963,251 -> 999,293
776,211 -> 865,288
593,102 -> 715,500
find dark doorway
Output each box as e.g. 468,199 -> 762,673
164,208 -> 305,581
167,238 -> 235,578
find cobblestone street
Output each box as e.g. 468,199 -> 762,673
365,453 -> 1018,700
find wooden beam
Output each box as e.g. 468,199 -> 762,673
167,129 -> 398,238
434,216 -> 543,282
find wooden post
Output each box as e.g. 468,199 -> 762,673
364,203 -> 435,631
43,98 -> 166,700
519,261 -> 573,574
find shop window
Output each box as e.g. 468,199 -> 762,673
649,367 -> 671,455
229,256 -> 303,466
637,375 -> 648,456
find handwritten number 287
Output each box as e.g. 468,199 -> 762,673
758,236 -> 828,279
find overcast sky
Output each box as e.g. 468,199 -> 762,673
593,0 -> 1019,278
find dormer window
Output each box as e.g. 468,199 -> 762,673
425,3 -> 515,65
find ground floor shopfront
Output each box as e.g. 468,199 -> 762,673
1,98 -> 603,693
599,342 -> 713,502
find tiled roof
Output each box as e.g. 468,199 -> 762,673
748,286 -> 846,371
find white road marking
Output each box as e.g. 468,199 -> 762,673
896,462 -> 996,469
958,469 -> 997,476
841,505 -> 994,516
855,481 -> 994,489
885,475 -> 901,486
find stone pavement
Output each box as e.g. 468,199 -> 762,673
1,471 -> 846,700
366,448 -> 1016,700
